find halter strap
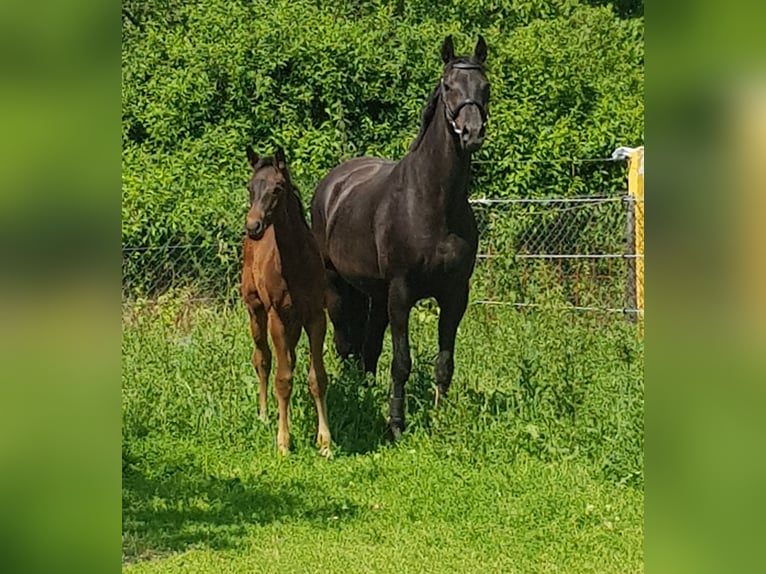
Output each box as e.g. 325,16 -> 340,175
450,61 -> 484,70
440,76 -> 489,135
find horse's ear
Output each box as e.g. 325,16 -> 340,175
274,147 -> 286,171
441,35 -> 454,65
474,35 -> 487,63
246,145 -> 258,168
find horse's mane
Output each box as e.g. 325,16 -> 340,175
285,184 -> 310,230
407,57 -> 485,153
408,83 -> 442,153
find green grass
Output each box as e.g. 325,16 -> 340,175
122,299 -> 643,572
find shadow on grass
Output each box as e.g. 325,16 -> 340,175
122,449 -> 359,564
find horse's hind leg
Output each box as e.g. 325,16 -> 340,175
247,303 -> 271,422
434,285 -> 469,406
362,293 -> 389,377
268,310 -> 300,455
305,312 -> 332,457
325,268 -> 368,361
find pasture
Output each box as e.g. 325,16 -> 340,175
122,2 -> 644,570
122,300 -> 643,572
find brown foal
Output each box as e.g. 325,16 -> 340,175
240,146 -> 331,456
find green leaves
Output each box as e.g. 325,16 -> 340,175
122,1 -> 643,297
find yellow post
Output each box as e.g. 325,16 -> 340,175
628,147 -> 644,335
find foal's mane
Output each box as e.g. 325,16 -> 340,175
252,156 -> 310,230
407,57 -> 485,153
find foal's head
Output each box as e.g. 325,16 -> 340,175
439,35 -> 490,153
244,146 -> 292,240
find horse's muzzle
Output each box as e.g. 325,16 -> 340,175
461,130 -> 486,153
245,219 -> 265,240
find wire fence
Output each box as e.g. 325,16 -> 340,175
121,151 -> 645,318
469,192 -> 642,314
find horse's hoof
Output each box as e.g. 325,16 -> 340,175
387,421 -> 405,442
319,445 -> 333,458
434,386 -> 448,408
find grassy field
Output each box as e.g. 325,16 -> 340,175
122,299 -> 643,573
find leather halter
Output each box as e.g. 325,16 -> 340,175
440,61 -> 489,134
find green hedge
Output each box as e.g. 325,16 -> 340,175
122,0 -> 643,298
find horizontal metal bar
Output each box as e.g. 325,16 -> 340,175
472,157 -> 620,165
477,253 -> 643,260
121,297 -> 643,315
471,300 -> 642,313
470,195 -> 625,205
122,245 -> 218,252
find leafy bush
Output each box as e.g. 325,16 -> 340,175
122,0 -> 643,298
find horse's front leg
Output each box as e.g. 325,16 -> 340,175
386,277 -> 413,440
246,302 -> 271,422
268,310 -> 300,455
434,284 -> 469,407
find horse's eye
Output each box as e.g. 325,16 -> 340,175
443,83 -> 452,91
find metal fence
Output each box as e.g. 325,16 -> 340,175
471,195 -> 636,313
122,149 -> 644,318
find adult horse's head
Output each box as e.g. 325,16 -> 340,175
439,35 -> 489,153
244,146 -> 290,240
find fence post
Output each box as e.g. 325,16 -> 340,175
628,147 -> 644,334
625,187 -> 636,321
614,145 -> 644,333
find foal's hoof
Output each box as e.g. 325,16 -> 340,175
276,436 -> 290,456
317,433 -> 332,458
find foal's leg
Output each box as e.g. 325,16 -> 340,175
305,312 -> 332,457
268,310 -> 300,455
246,303 -> 271,422
362,293 -> 389,377
387,278 -> 413,439
434,285 -> 469,407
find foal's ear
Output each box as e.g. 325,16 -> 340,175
474,35 -> 487,64
246,145 -> 259,168
441,35 -> 455,65
274,147 -> 287,171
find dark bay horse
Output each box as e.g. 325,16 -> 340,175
241,146 -> 331,456
310,36 -> 490,438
